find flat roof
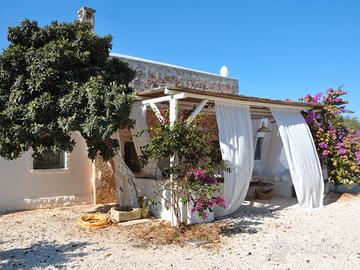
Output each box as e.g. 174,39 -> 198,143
110,53 -> 237,80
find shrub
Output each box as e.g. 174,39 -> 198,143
300,88 -> 360,186
140,109 -> 227,227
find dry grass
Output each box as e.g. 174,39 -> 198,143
338,192 -> 360,202
121,219 -> 225,247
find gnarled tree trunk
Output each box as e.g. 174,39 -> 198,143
112,149 -> 139,209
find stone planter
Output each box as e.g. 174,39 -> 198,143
190,209 -> 214,224
110,206 -> 141,222
188,196 -> 215,224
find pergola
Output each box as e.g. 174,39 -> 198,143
138,86 -> 320,123
134,87 -> 323,225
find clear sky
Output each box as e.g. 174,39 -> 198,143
1,0 -> 359,116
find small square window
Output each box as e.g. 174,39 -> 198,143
33,151 -> 65,170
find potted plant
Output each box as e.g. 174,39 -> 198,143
184,169 -> 226,223
138,196 -> 152,218
140,109 -> 229,227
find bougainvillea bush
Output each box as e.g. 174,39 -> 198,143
184,169 -> 226,220
140,109 -> 227,227
300,88 -> 360,186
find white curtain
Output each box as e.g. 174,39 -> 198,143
130,101 -> 157,177
214,102 -> 254,217
130,101 -> 150,155
270,108 -> 324,209
261,124 -> 291,182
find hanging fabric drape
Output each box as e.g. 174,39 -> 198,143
214,102 -> 254,217
270,108 -> 324,209
130,102 -> 157,177
130,101 -> 150,155
261,124 -> 290,182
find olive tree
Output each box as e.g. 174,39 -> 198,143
0,19 -> 136,205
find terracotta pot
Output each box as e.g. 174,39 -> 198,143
255,187 -> 273,200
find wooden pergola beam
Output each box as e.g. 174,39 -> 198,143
148,102 -> 164,122
141,92 -> 187,105
164,88 -> 311,111
186,99 -> 209,126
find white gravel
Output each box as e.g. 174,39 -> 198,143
0,195 -> 359,270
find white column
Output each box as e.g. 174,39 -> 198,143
169,96 -> 180,226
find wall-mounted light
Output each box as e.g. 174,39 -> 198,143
256,122 -> 271,133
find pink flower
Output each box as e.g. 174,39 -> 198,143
194,169 -> 206,179
322,150 -> 329,158
319,142 -> 328,149
356,153 -> 360,163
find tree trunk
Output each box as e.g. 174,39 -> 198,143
113,150 -> 139,209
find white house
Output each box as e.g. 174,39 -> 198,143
0,8 -> 324,221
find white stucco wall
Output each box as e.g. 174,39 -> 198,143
0,132 -> 93,212
134,177 -> 173,222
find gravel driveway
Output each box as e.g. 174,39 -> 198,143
0,195 -> 359,270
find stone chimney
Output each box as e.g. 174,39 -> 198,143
77,7 -> 96,30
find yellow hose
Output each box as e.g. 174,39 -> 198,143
77,213 -> 112,229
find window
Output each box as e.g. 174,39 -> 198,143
33,151 -> 66,170
254,137 -> 264,160
124,142 -> 142,173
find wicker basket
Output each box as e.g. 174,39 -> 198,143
255,187 -> 273,200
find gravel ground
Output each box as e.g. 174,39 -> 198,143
0,195 -> 359,270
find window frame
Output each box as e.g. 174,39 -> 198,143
30,151 -> 69,173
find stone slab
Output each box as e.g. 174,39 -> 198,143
187,239 -> 209,247
110,207 -> 141,222
118,218 -> 151,227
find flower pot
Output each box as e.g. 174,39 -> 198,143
255,187 -> 273,200
190,209 -> 214,224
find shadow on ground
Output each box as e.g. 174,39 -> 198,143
323,193 -> 341,206
218,197 -> 297,236
0,209 -> 31,218
0,240 -> 95,270
88,204 -> 116,214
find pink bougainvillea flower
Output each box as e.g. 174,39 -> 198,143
356,152 -> 360,163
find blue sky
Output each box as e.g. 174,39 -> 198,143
1,0 -> 359,116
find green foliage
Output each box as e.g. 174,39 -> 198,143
341,116 -> 360,130
0,19 -> 135,161
140,111 -> 227,226
140,114 -> 226,178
